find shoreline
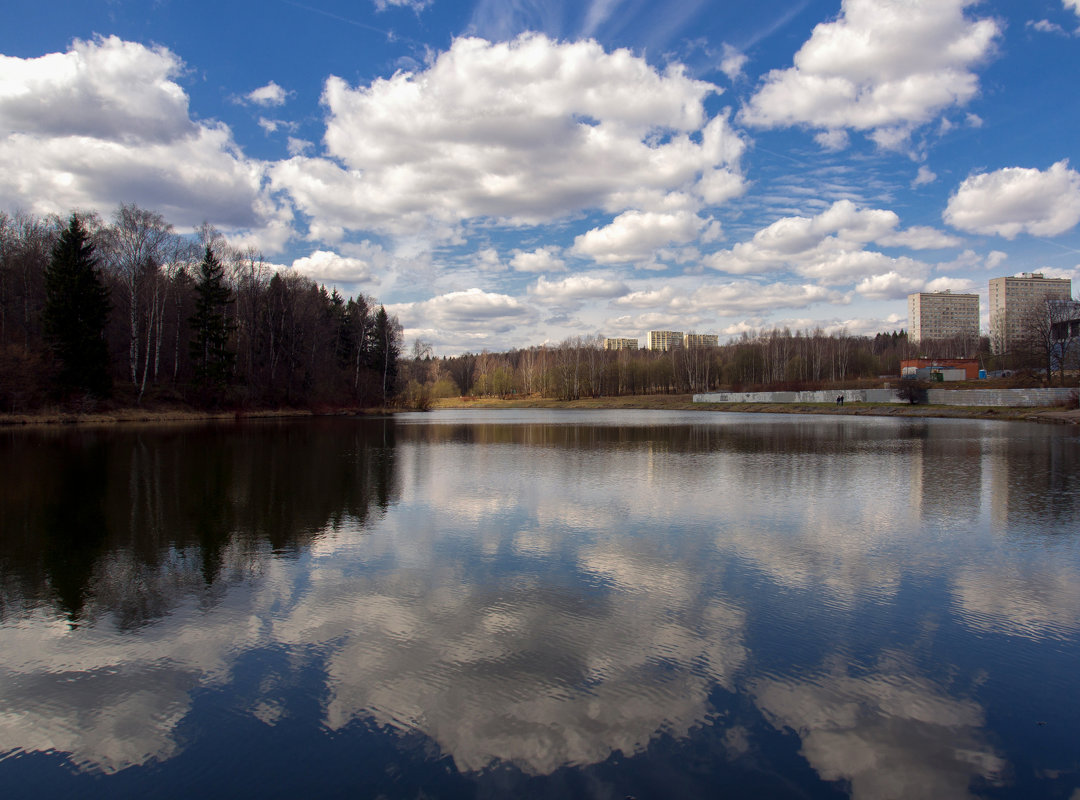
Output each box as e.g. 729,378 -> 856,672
428,395 -> 1080,424
2,395 -> 1078,427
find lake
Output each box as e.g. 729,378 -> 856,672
1,410 -> 1078,799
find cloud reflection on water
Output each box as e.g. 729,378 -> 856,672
0,413 -> 1076,794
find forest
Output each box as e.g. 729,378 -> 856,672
0,205 -> 401,412
402,328 -> 958,404
5,204 -> 1050,414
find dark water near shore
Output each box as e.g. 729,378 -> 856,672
1,410 -> 1079,799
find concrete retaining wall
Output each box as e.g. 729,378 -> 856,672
925,388 -> 1075,407
693,387 -> 1076,408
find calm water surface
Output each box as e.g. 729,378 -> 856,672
1,410 -> 1078,799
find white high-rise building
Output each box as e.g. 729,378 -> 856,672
989,273 -> 1073,354
647,330 -> 683,351
907,291 -> 979,344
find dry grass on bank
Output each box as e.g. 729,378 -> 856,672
3,394 -> 1077,427
431,394 -> 1080,424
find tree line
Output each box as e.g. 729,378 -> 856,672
399,329 -> 925,402
401,324 -> 1071,402
0,206 -> 402,411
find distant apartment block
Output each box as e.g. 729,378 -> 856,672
989,273 -> 1073,354
907,291 -> 979,343
603,337 -> 639,351
647,330 -> 683,351
683,333 -> 719,348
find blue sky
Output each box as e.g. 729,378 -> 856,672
2,0 -> 1079,354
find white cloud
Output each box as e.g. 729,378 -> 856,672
705,200 -> 926,276
529,274 -> 630,303
1065,0 -> 1080,19
912,165 -> 937,187
0,35 -> 194,143
388,288 -> 535,334
287,137 -> 313,156
814,130 -> 850,151
1027,19 -> 1065,34
877,226 -> 961,249
924,276 -> 976,292
291,249 -> 378,283
684,281 -> 843,314
510,246 -> 566,273
373,0 -> 432,10
855,271 -> 927,299
944,160 -> 1080,239
0,36 -> 278,240
719,44 -> 748,81
271,34 -> 744,238
474,247 -> 505,272
614,280 -> 843,316
740,0 -> 1001,147
572,209 -> 705,264
245,81 -> 289,107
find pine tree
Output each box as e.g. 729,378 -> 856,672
189,245 -> 235,394
372,305 -> 401,404
42,215 -> 112,398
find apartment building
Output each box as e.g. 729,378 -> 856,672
907,291 -> 979,343
647,330 -> 683,351
603,338 -> 639,351
683,333 -> 719,348
989,273 -> 1073,354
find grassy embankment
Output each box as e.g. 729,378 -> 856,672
3,393 -> 1078,426
430,394 -> 1080,424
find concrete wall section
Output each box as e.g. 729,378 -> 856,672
925,388 -> 1075,407
693,388 -> 1076,407
693,390 -> 902,404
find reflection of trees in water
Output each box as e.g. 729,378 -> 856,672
0,419 -> 399,625
396,417 -> 909,456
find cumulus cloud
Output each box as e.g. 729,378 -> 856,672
388,288 -> 535,334
245,81 -> 289,107
704,199 -> 946,285
291,249 -> 378,283
719,44 -> 748,81
0,36 -> 278,239
271,34 -> 745,238
740,0 -> 1001,147
615,280 -> 843,316
0,35 -> 194,143
474,247 -> 505,272
877,226 -> 961,249
912,165 -> 937,187
855,271 -> 927,299
510,246 -> 566,273
1066,0 -> 1080,18
529,274 -> 630,303
944,161 -> 1080,239
572,209 -> 705,264
814,130 -> 850,151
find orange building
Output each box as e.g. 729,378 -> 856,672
901,358 -> 980,380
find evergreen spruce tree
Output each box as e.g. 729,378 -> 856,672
43,215 -> 112,398
189,245 -> 235,395
372,305 -> 401,404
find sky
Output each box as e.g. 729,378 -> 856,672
2,0 -> 1079,355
